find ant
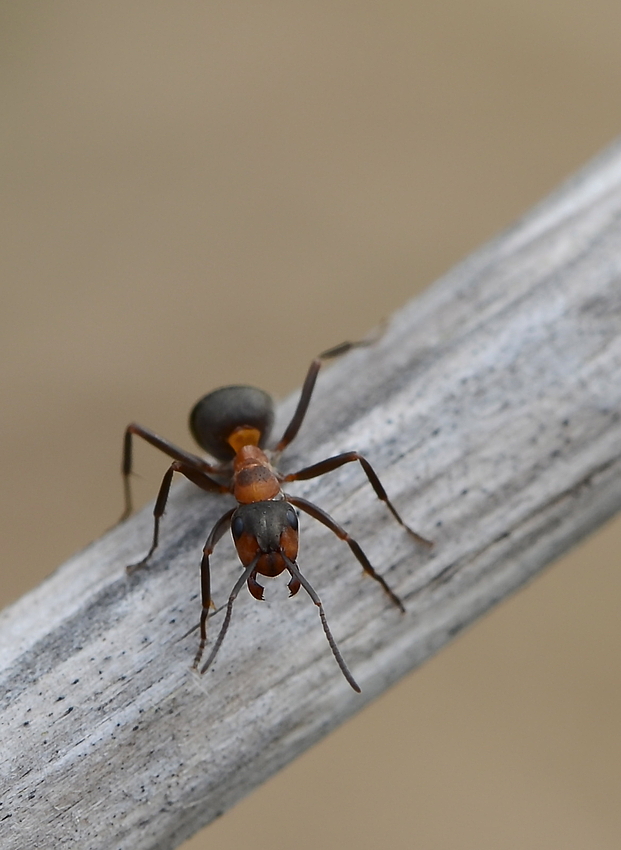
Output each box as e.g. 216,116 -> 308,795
120,340 -> 432,691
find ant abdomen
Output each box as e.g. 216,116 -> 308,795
189,385 -> 275,460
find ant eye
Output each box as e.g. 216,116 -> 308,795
285,507 -> 298,530
232,516 -> 244,539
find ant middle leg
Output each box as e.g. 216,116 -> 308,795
126,461 -> 229,573
120,423 -> 225,521
286,495 -> 405,613
283,452 -> 432,547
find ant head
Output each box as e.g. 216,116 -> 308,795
231,500 -> 299,567
189,385 -> 274,461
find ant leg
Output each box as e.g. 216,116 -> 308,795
192,507 -> 236,670
274,340 -> 372,455
200,556 -> 260,676
283,554 -> 360,692
120,423 -> 224,521
126,461 -> 229,573
283,452 -> 432,548
286,495 -> 405,613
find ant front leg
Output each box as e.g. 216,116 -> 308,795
283,452 -> 433,547
126,461 -> 229,573
273,340 -> 374,456
120,422 -> 224,521
200,557 -> 261,676
286,495 -> 405,612
192,507 -> 236,670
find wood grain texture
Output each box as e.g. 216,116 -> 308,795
2,140 -> 621,849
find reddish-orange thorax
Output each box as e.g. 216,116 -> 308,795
232,444 -> 281,504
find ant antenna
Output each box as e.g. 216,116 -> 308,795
199,556 -> 260,676
284,555 -> 361,693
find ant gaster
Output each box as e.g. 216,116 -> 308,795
121,341 -> 432,691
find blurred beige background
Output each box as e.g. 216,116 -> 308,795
2,2 -> 621,848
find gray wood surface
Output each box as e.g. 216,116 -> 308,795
2,140 -> 621,849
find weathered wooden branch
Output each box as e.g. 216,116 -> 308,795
3,140 -> 621,849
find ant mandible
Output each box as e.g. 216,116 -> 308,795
120,340 -> 432,691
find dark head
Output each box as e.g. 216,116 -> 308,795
189,385 -> 274,461
231,500 -> 299,575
